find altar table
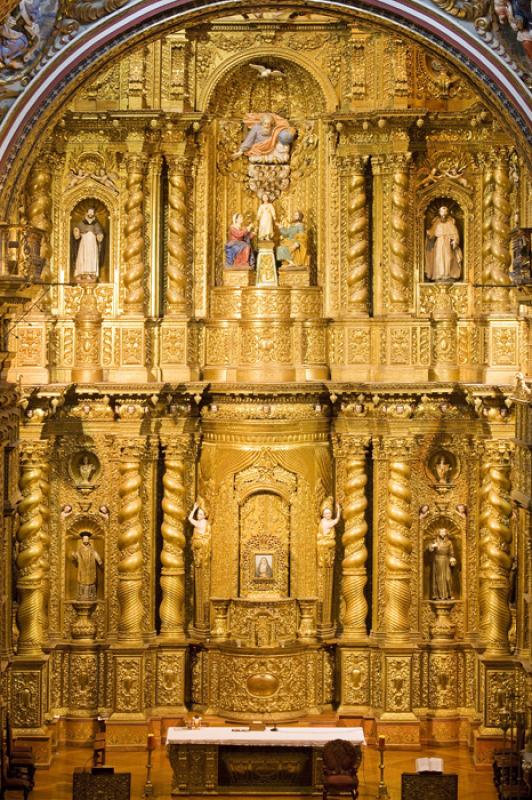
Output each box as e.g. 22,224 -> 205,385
166,726 -> 365,795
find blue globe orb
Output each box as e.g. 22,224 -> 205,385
278,128 -> 295,145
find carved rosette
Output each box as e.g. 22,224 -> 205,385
479,443 -> 513,653
16,446 -> 46,655
160,442 -> 187,639
483,150 -> 512,311
389,154 -> 411,311
117,444 -> 144,639
384,440 -> 414,637
123,152 -> 147,312
39,461 -> 51,637
340,437 -> 370,640
166,157 -> 189,315
344,157 -> 369,313
26,159 -> 53,311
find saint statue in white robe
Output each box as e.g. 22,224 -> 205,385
72,207 -> 104,281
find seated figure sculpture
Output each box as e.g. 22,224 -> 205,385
225,213 -> 255,268
276,210 -> 308,267
233,112 -> 296,164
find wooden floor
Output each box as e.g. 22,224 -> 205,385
6,743 -> 497,799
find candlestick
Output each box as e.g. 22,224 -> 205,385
376,736 -> 390,800
143,734 -> 154,798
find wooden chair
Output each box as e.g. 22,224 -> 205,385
0,722 -> 34,789
401,772 -> 458,800
322,739 -> 362,800
0,753 -> 33,799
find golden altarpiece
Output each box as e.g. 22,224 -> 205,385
0,7 -> 531,772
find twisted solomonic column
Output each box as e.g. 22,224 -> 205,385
123,153 -> 147,312
389,154 -> 412,312
39,461 -> 51,637
166,157 -> 189,315
26,159 -> 53,311
345,157 -> 369,314
482,149 -> 513,311
479,443 -> 513,653
16,446 -> 45,655
384,440 -> 414,637
340,436 -> 371,640
159,442 -> 188,639
117,444 -> 144,640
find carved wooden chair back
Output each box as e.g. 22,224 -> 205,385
322,739 -> 362,800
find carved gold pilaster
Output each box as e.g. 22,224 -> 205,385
482,149 -> 513,312
339,435 -> 371,642
16,445 -> 46,655
39,460 -> 50,638
479,441 -> 513,654
339,156 -> 369,314
123,141 -> 147,313
165,156 -> 190,316
26,157 -> 53,312
117,442 -> 144,640
160,440 -> 188,639
383,438 -> 414,638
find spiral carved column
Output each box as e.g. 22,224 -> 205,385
340,437 -> 370,641
26,159 -> 53,310
160,442 -> 187,639
483,149 -> 512,312
39,461 -> 51,638
479,443 -> 513,653
389,154 -> 411,312
343,157 -> 369,314
123,151 -> 147,313
117,445 -> 144,640
384,440 -> 414,637
166,157 -> 189,315
16,447 -> 45,655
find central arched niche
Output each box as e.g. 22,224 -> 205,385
206,55 -> 328,287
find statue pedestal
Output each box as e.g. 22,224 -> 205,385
71,600 -> 97,641
223,268 -> 255,288
429,600 -> 456,640
279,266 -> 310,288
72,276 -> 103,383
255,242 -> 278,287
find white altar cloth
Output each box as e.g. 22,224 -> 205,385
166,726 -> 365,748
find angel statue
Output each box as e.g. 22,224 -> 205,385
189,498 -> 212,632
317,497 -> 341,567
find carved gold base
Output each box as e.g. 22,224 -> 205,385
375,720 -> 421,748
473,728 -> 505,768
71,366 -> 103,382
223,268 -> 256,288
58,717 -> 100,747
105,720 -> 150,751
13,732 -> 54,767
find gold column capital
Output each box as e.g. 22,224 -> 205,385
332,434 -> 371,460
336,154 -> 369,175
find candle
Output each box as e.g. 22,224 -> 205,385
378,735 -> 386,751
147,733 -> 156,750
